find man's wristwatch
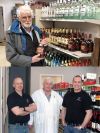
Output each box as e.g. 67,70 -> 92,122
24,107 -> 26,111
79,126 -> 83,130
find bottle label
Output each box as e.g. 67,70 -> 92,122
64,8 -> 69,17
69,7 -> 74,17
80,5 -> 86,17
92,122 -> 96,129
74,6 -> 80,16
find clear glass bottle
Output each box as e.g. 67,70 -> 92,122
80,0 -> 89,19
73,0 -> 80,19
64,0 -> 71,19
95,0 -> 100,19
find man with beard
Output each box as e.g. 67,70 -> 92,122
6,5 -> 47,66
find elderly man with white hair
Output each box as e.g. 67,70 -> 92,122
28,77 -> 63,133
6,5 -> 47,66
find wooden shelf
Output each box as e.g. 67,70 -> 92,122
48,44 -> 92,59
40,18 -> 100,25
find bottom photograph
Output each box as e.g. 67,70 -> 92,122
0,67 -> 100,133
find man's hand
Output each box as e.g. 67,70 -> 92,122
40,38 -> 48,46
32,54 -> 44,63
36,47 -> 44,57
28,125 -> 33,129
25,103 -> 37,112
74,125 -> 83,130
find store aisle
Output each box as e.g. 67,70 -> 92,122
0,45 -> 11,66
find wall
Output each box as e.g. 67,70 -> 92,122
0,68 -> 2,133
30,67 -> 98,94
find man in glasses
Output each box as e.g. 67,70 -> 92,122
6,5 -> 47,66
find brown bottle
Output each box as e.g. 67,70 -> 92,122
88,34 -> 94,53
68,35 -> 76,51
75,32 -> 81,51
81,33 -> 89,53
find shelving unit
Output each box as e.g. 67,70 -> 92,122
40,18 -> 100,25
48,44 -> 92,59
35,9 -> 100,66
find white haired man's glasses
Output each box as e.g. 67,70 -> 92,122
21,15 -> 32,21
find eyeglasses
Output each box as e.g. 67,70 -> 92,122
21,15 -> 32,20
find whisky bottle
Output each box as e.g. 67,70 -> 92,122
88,34 -> 94,53
81,33 -> 89,53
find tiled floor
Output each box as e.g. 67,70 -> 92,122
0,44 -> 11,67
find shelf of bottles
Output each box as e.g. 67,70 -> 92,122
83,84 -> 100,132
42,27 -> 94,56
52,81 -> 70,97
45,48 -> 91,67
41,0 -> 100,22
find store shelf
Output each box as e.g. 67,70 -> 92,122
53,88 -> 68,91
83,84 -> 100,87
93,105 -> 100,109
48,44 -> 92,59
40,18 -> 84,22
40,18 -> 100,25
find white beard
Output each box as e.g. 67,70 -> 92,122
22,22 -> 32,28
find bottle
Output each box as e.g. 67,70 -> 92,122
74,31 -> 81,51
73,0 -> 80,19
64,0 -> 71,19
95,91 -> 100,107
91,108 -> 97,132
95,0 -> 100,20
81,33 -> 89,53
69,0 -> 74,19
68,32 -> 76,51
87,0 -> 96,19
96,113 -> 100,132
80,0 -> 89,19
90,91 -> 96,106
88,34 -> 94,53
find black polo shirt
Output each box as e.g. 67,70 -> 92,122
7,91 -> 33,124
62,89 -> 92,125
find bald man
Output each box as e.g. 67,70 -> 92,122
6,5 -> 47,66
7,77 -> 37,133
28,78 -> 63,133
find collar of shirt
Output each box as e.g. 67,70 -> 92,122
22,26 -> 34,41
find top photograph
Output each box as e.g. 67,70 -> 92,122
0,0 -> 100,67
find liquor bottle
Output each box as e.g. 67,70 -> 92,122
81,33 -> 89,53
95,0 -> 100,20
73,0 -> 80,19
87,0 -> 96,19
96,113 -> 100,132
90,91 -> 96,106
80,0 -> 89,19
91,108 -> 97,132
69,0 -> 74,19
68,32 -> 76,51
88,34 -> 94,53
74,31 -> 81,51
64,0 -> 71,19
95,91 -> 100,107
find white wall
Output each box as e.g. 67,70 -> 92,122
30,67 -> 98,94
0,68 -> 2,133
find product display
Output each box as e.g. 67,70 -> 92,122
41,0 -> 100,20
